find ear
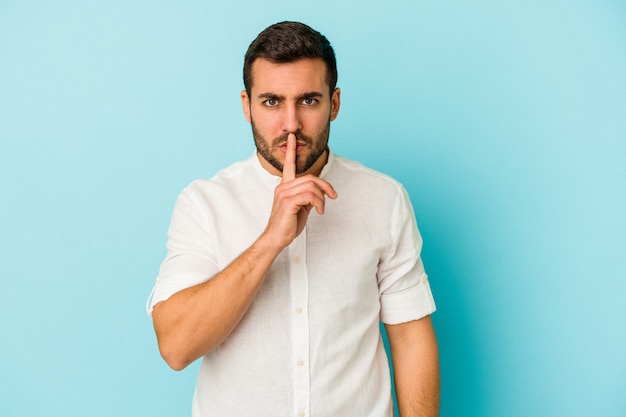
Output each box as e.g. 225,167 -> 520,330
330,88 -> 341,121
241,90 -> 251,123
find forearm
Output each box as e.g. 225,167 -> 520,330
386,316 -> 440,417
152,233 -> 283,370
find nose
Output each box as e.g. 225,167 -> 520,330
282,103 -> 302,134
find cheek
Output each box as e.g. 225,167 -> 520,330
303,112 -> 330,132
251,111 -> 280,133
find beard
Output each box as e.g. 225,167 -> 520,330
251,119 -> 330,175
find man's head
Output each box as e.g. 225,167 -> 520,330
243,21 -> 338,96
241,22 -> 341,177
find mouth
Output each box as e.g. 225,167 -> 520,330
279,142 -> 306,153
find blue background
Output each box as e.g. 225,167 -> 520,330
1,1 -> 625,416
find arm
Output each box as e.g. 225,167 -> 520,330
152,134 -> 337,371
152,234 -> 282,371
385,315 -> 440,417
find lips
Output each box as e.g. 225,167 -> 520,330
279,142 -> 306,153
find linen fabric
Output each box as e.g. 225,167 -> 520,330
147,151 -> 436,417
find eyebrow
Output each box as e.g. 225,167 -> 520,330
256,91 -> 324,101
257,93 -> 283,101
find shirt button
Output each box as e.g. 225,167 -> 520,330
298,411 -> 305,417
296,359 -> 304,367
293,256 -> 301,264
295,307 -> 303,314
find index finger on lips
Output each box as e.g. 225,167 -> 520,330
281,133 -> 296,183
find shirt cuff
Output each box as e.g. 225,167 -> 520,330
379,274 -> 436,324
145,271 -> 209,316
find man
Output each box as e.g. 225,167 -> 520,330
147,21 -> 439,417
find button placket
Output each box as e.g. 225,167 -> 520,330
289,228 -> 310,417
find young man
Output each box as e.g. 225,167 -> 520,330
148,21 -> 439,417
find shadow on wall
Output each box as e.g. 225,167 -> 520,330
412,179 -> 492,417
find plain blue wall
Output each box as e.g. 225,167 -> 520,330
1,1 -> 625,416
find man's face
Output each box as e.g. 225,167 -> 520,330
241,58 -> 341,176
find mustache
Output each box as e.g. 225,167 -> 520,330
272,132 -> 313,147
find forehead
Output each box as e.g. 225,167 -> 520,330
250,58 -> 329,96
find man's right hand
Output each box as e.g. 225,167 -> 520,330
263,133 -> 337,249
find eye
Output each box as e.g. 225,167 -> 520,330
302,97 -> 317,106
265,98 -> 278,107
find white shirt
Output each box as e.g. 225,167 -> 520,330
147,151 -> 436,417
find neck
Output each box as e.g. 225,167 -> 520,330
303,148 -> 329,177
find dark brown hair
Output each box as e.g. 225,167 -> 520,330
243,21 -> 338,95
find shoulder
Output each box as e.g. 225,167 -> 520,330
181,156 -> 258,198
328,153 -> 407,195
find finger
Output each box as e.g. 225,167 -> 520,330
277,177 -> 337,201
319,180 -> 338,200
281,133 -> 296,183
299,176 -> 338,200
278,183 -> 334,215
